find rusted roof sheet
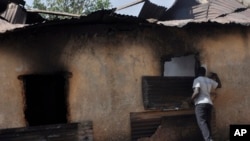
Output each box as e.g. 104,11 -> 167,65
161,0 -> 200,20
154,17 -> 250,28
211,8 -> 250,24
192,0 -> 248,20
130,109 -> 195,141
153,0 -> 250,27
2,0 -> 250,34
0,122 -> 93,141
138,0 -> 167,19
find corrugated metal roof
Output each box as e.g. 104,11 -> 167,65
130,109 -> 196,141
154,0 -> 250,27
192,0 -> 248,20
154,17 -> 250,28
138,0 -> 167,19
161,0 -> 200,20
211,8 -> 250,24
2,0 -> 250,34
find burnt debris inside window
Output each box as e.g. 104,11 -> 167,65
18,72 -> 72,126
142,54 -> 199,110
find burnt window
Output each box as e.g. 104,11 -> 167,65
18,72 -> 71,126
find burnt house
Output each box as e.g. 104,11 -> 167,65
0,0 -> 250,141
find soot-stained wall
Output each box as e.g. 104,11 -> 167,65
0,23 -> 249,141
194,25 -> 250,141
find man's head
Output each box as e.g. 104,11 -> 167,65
198,67 -> 206,76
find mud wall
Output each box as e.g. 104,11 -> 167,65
66,30 -> 163,141
0,25 -> 180,141
193,26 -> 250,140
0,23 -> 249,141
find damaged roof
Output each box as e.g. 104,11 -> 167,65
192,0 -> 250,24
150,0 -> 250,27
1,0 -> 250,33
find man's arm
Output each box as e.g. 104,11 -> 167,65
191,87 -> 200,101
209,72 -> 222,88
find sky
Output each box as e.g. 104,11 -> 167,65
24,0 -> 175,16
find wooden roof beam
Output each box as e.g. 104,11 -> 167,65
116,0 -> 146,11
26,9 -> 82,18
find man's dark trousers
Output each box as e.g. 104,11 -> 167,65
195,103 -> 213,141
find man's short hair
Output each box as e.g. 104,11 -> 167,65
198,67 -> 206,76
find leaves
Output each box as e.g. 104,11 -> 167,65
31,0 -> 111,15
32,0 -> 46,10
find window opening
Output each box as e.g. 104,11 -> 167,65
18,72 -> 71,126
163,54 -> 196,77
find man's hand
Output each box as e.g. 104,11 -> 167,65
186,97 -> 194,107
208,72 -> 222,88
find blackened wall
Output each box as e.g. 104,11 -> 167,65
0,23 -> 249,141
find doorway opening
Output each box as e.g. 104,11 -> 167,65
18,72 -> 72,126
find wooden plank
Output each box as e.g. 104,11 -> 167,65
116,0 -> 145,11
27,9 -> 81,17
131,109 -> 195,120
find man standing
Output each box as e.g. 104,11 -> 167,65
191,67 -> 221,141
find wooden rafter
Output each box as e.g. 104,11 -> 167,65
116,0 -> 146,11
27,9 -> 82,18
